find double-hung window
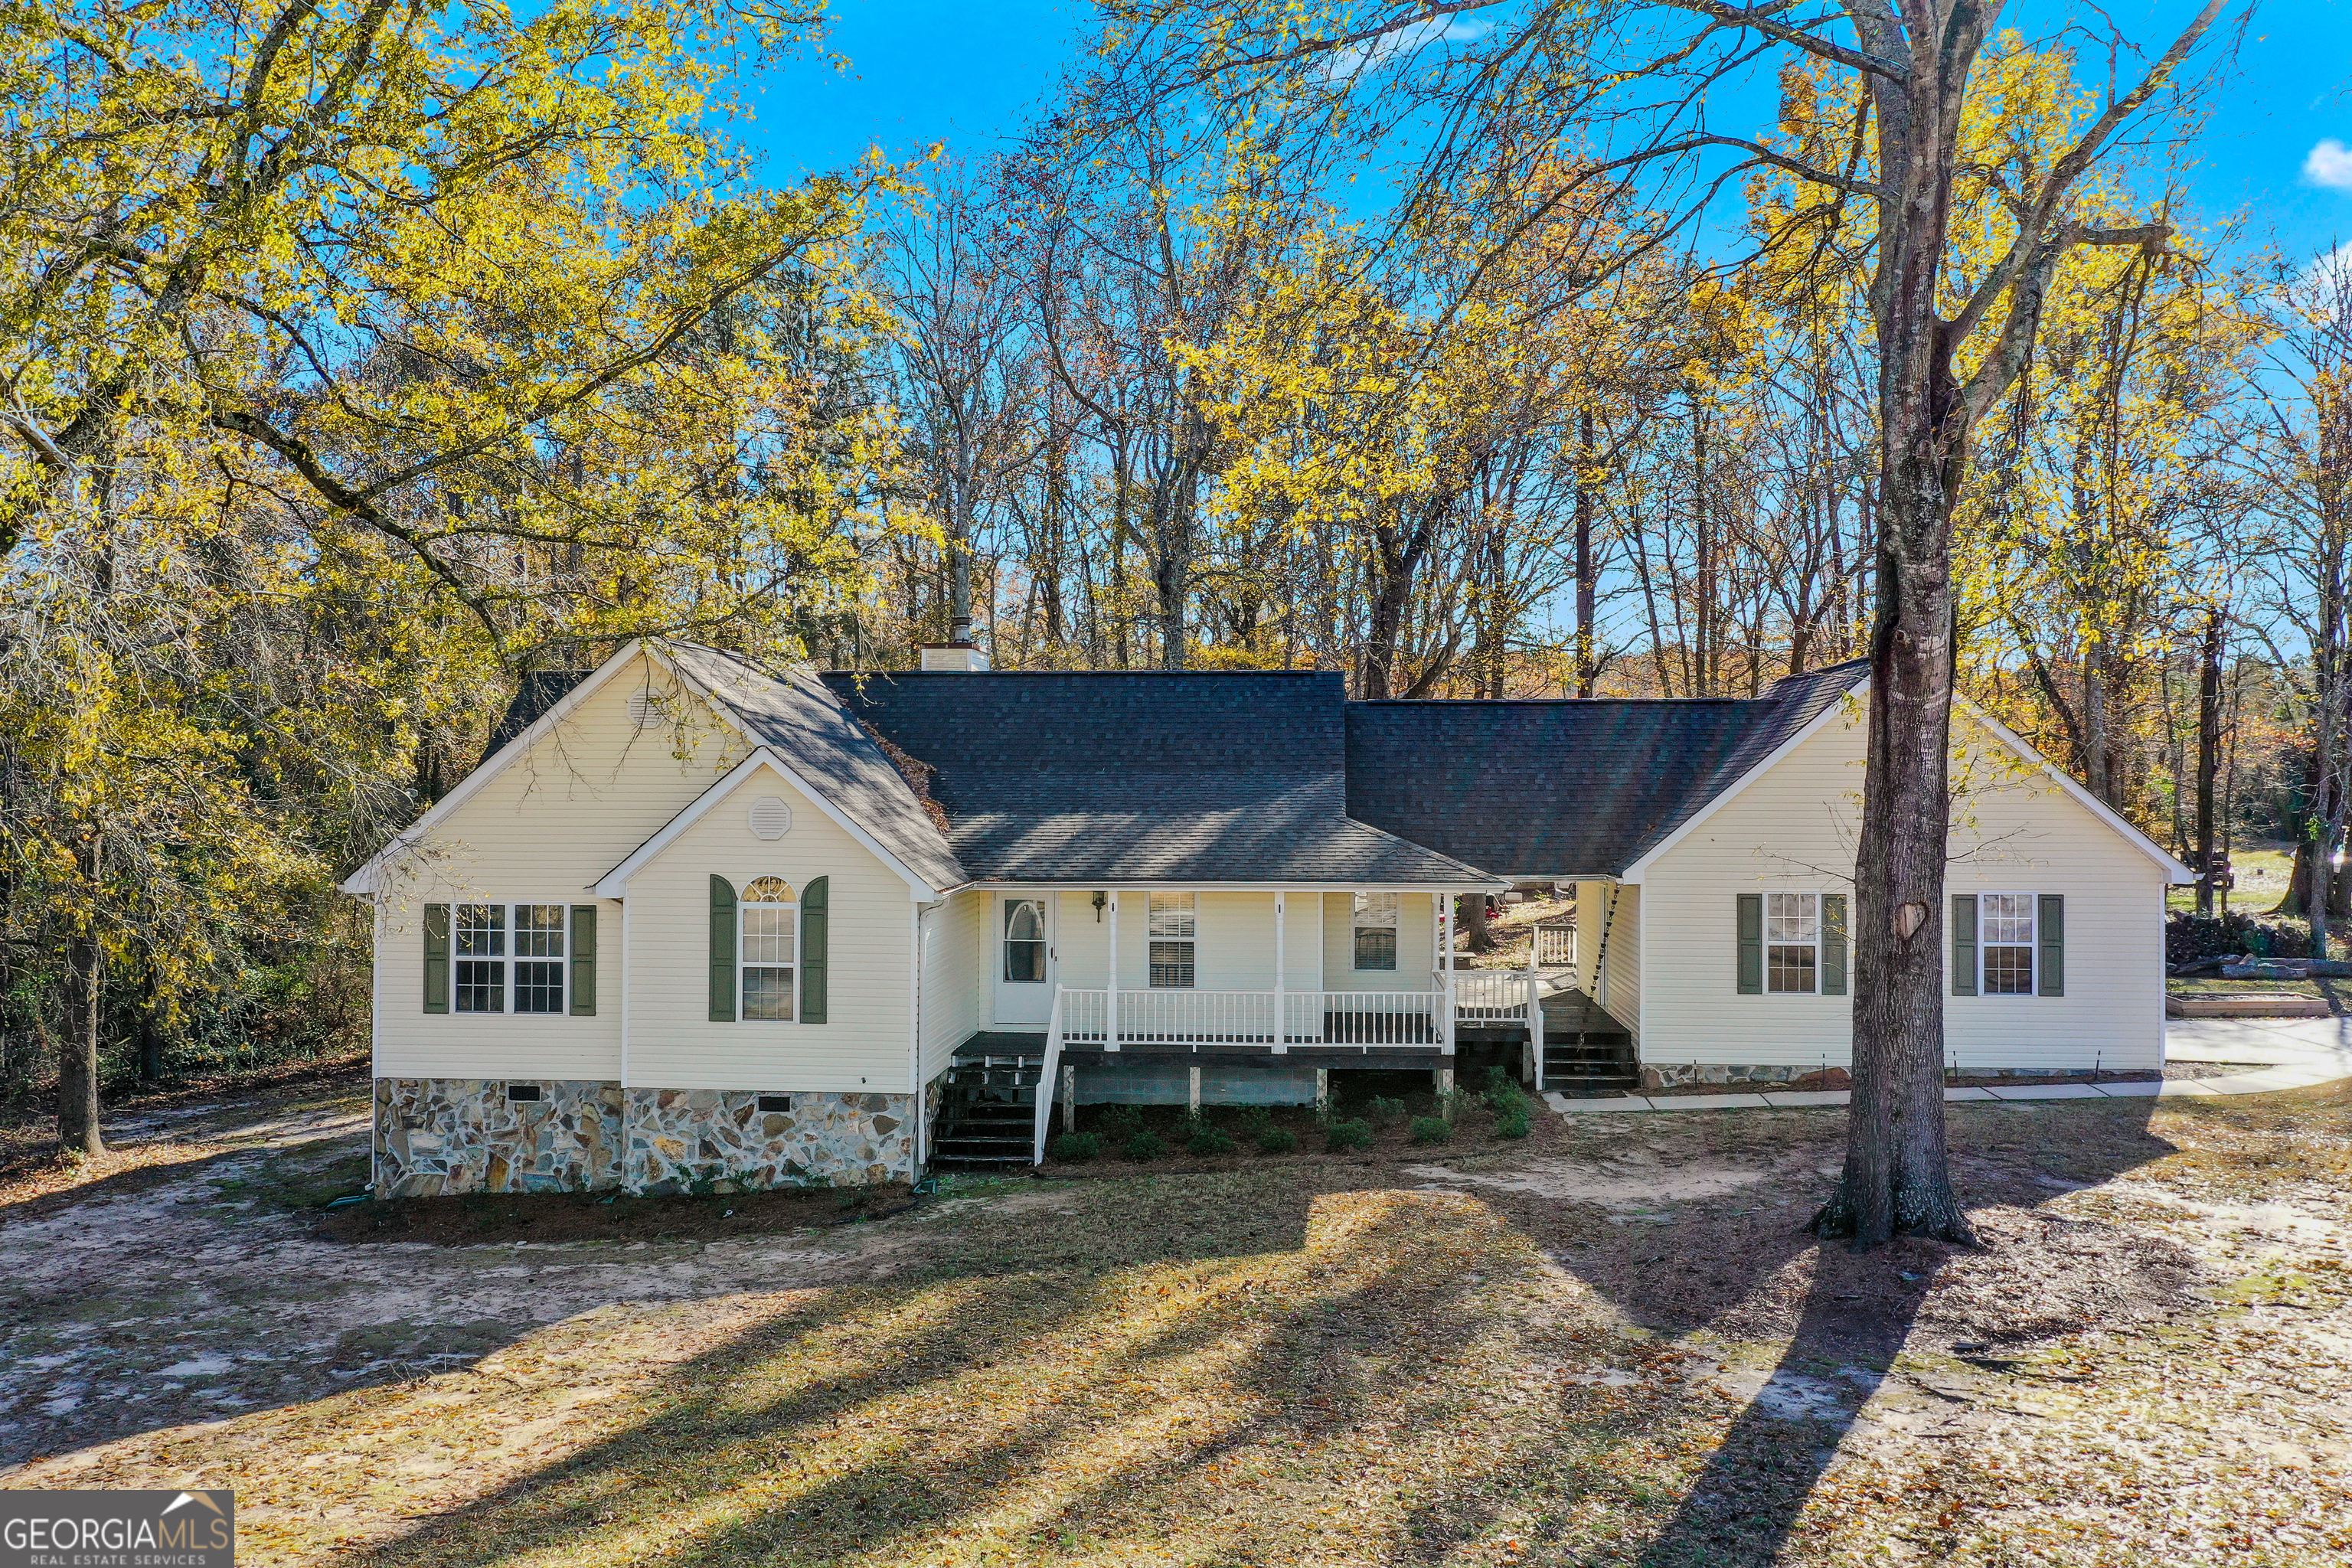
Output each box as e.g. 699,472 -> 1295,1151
1766,893 -> 1819,994
1980,893 -> 2036,995
741,877 -> 798,1021
454,903 -> 566,1013
1353,892 -> 1399,971
1148,893 -> 1195,988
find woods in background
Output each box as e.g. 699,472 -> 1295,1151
0,0 -> 2341,1141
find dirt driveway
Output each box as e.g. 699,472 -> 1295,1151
5,1070 -> 2350,1566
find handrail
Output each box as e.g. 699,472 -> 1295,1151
1032,985 -> 1065,1165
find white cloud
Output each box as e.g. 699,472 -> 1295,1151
2304,138 -> 2352,191
1321,16 -> 1493,80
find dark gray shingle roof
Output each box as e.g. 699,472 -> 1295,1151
1343,661 -> 1870,877
667,646 -> 968,893
822,669 -> 1501,884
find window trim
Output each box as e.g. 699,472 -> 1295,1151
1148,892 -> 1196,989
1764,890 -> 1821,996
1351,890 -> 1400,973
453,901 -> 569,1017
1002,896 -> 1049,985
1978,890 -> 2038,997
739,877 -> 801,1024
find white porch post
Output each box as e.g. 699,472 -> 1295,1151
1272,891 -> 1287,1054
1438,891 -> 1455,1057
1106,890 -> 1120,1052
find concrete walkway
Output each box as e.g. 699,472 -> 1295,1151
1546,1017 -> 2352,1115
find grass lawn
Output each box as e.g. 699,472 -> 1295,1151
5,1071 -> 2351,1566
2168,842 -> 2296,915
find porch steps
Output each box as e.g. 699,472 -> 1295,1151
932,1057 -> 1044,1169
1539,992 -> 1638,1096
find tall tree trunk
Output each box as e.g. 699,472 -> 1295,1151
59,834 -> 104,1156
1459,894 -> 1494,953
2195,607 -> 2223,916
1575,407 -> 1599,697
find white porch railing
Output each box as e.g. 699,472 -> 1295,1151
1453,968 -> 1531,1021
1534,923 -> 1576,969
1032,986 -> 1066,1164
1056,985 -> 1466,1049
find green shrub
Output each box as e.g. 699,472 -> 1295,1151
1366,1095 -> 1407,1125
1494,1109 -> 1530,1139
1255,1125 -> 1298,1155
1239,1104 -> 1275,1132
1325,1117 -> 1374,1152
1099,1103 -> 1144,1132
1050,1131 -> 1102,1161
1409,1115 -> 1453,1145
1122,1130 -> 1167,1161
1187,1126 -> 1238,1157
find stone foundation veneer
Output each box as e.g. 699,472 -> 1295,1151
1638,1063 -> 2114,1092
622,1086 -> 915,1194
374,1078 -> 623,1198
372,1078 -> 917,1196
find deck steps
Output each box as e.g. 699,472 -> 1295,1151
1538,992 -> 1639,1096
932,1057 -> 1044,1168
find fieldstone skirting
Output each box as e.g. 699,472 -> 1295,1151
1637,1063 -> 2120,1092
372,1079 -> 917,1196
373,1078 -> 622,1198
622,1087 -> 916,1194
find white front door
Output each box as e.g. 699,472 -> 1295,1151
993,893 -> 1055,1024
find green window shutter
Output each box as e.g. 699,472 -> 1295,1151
570,904 -> 597,1016
709,875 -> 737,1021
1951,894 -> 1978,997
1821,894 -> 1848,996
423,903 -> 450,1014
2038,893 -> 2065,997
801,876 -> 829,1024
1736,893 -> 1762,994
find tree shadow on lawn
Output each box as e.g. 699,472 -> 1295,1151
354,1178 -> 1527,1567
1389,1096 -> 2197,1568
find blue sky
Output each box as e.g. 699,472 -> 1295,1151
735,0 -> 2351,269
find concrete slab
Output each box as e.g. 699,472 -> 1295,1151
2090,1080 -> 2164,1097
2166,1017 -> 2352,1063
1550,1095 -> 1656,1113
2154,1078 -> 2223,1096
1986,1083 -> 2112,1101
1645,1093 -> 1771,1111
1940,1086 -> 2000,1102
2207,1068 -> 2335,1095
1759,1089 -> 1851,1108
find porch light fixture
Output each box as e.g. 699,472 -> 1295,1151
1093,890 -> 1107,922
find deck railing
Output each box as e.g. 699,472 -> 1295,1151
1534,923 -> 1576,969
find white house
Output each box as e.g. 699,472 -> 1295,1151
341,641 -> 2191,1195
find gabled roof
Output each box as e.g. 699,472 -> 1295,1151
1344,661 -> 1871,878
590,749 -> 955,900
822,669 -> 1502,886
666,646 -> 966,895
341,640 -> 965,898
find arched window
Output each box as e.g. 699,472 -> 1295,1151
741,877 -> 799,1021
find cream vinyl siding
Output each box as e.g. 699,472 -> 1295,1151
1602,886 -> 1642,1045
1636,704 -> 2167,1072
1055,892 -> 1106,994
1321,891 -> 1437,991
372,653 -> 745,1080
919,888 -> 988,1080
623,763 -> 915,1093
